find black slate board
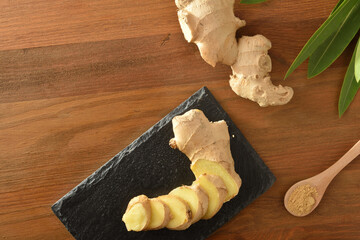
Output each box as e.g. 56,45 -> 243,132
52,86 -> 276,240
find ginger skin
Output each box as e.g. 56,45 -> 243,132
170,109 -> 232,166
175,0 -> 294,107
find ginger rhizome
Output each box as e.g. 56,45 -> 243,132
175,0 -> 294,107
176,0 -> 245,66
122,109 -> 241,231
230,35 -> 294,106
170,109 -> 241,201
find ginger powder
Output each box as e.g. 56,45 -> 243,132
287,184 -> 318,216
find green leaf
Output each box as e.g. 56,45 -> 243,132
331,0 -> 345,14
338,38 -> 360,117
307,4 -> 360,78
284,0 -> 360,80
240,0 -> 266,4
355,37 -> 360,83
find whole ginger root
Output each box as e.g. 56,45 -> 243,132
230,35 -> 294,107
176,0 -> 246,67
175,0 -> 294,107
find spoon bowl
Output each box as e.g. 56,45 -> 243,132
284,180 -> 323,217
284,140 -> 360,217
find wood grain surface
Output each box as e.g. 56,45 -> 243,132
0,0 -> 359,239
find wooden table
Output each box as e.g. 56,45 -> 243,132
1,0 -> 359,239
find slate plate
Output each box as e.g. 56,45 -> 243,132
52,86 -> 276,240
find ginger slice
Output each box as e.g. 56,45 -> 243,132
147,199 -> 171,230
191,159 -> 241,202
169,183 -> 209,224
196,174 -> 227,219
157,195 -> 192,230
122,195 -> 151,231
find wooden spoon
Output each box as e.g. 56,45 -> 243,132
284,140 -> 360,217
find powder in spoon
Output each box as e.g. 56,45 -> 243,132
287,184 -> 318,216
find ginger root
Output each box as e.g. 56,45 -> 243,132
175,0 -> 294,107
176,0 -> 245,66
122,109 -> 241,231
170,109 -> 232,165
230,35 -> 294,107
170,109 -> 241,200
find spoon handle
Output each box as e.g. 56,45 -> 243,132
317,140 -> 360,184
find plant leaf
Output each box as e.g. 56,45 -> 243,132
284,0 -> 360,80
307,4 -> 360,78
338,38 -> 360,117
240,0 -> 266,4
331,0 -> 345,14
355,36 -> 360,83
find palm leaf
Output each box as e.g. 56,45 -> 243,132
338,37 -> 360,117
355,36 -> 360,83
331,0 -> 345,14
307,4 -> 360,78
284,0 -> 360,79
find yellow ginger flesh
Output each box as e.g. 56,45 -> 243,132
158,195 -> 192,230
169,184 -> 208,224
147,199 -> 170,230
196,174 -> 227,219
122,195 -> 151,231
122,203 -> 148,231
191,158 -> 241,201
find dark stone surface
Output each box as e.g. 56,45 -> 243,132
52,87 -> 276,240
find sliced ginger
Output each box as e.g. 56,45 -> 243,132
157,195 -> 192,230
169,183 -> 208,224
171,109 -> 241,201
122,195 -> 151,231
191,158 -> 241,201
196,174 -> 227,219
147,199 -> 170,230
122,109 -> 242,231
